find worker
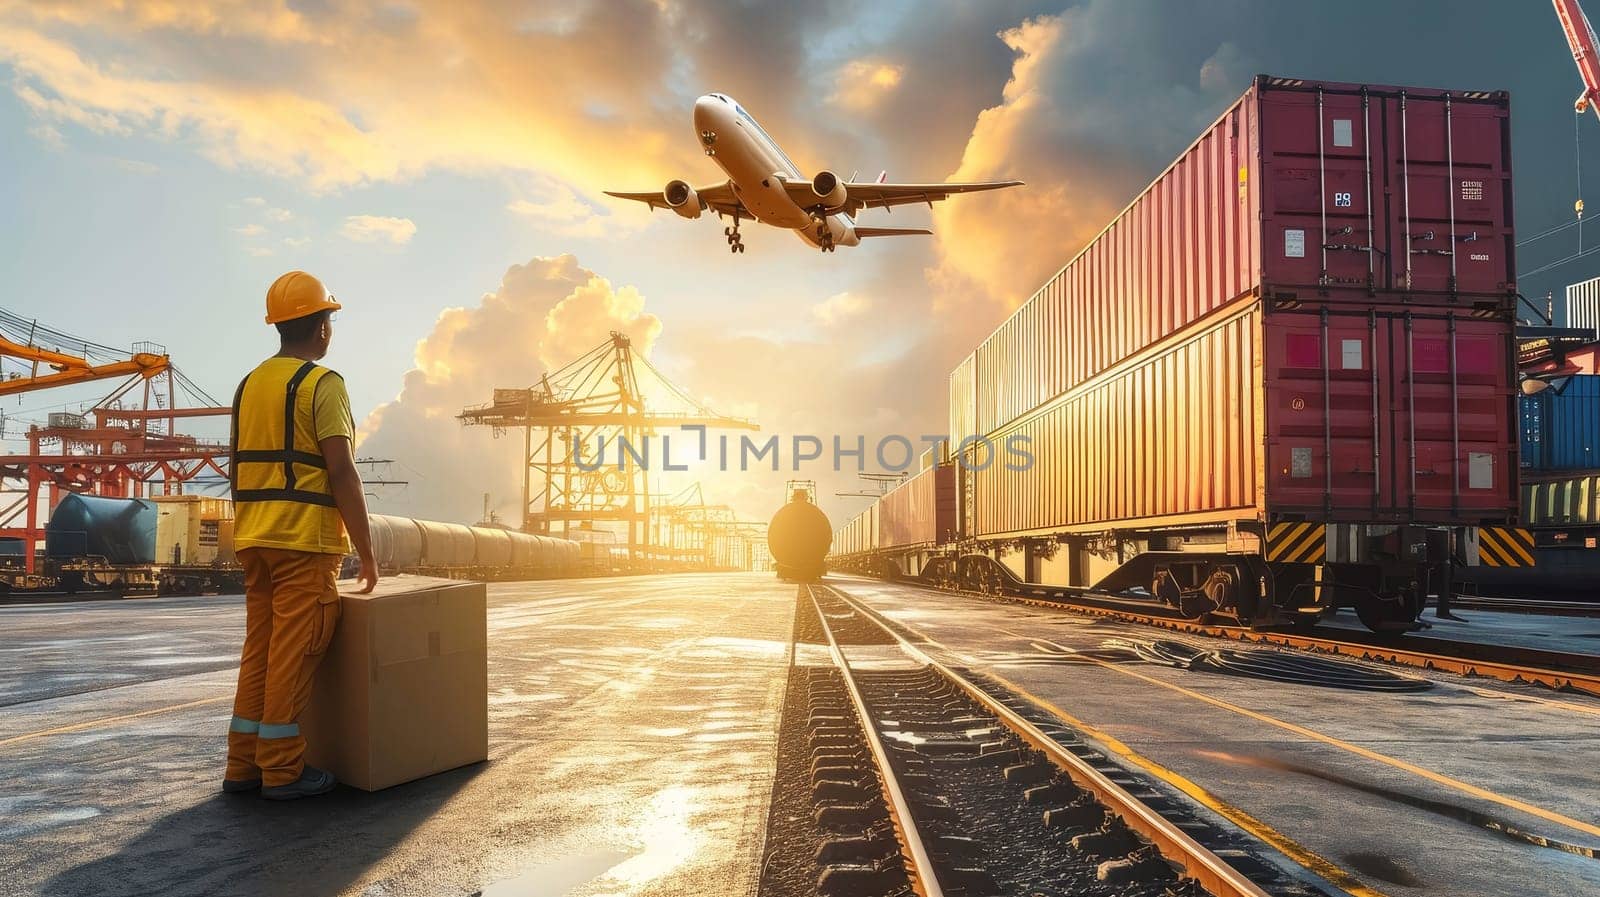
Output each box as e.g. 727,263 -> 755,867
224,271 -> 378,800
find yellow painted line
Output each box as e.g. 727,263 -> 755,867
1016,631 -> 1600,841
848,597 -> 1389,897
977,661 -> 1391,897
1455,683 -> 1600,719
0,695 -> 231,749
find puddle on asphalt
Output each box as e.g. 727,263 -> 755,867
480,848 -> 632,896
691,731 -> 760,743
489,691 -> 566,704
1343,852 -> 1423,887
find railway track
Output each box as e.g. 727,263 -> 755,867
1448,595 -> 1600,617
899,575 -> 1600,700
758,583 -> 1336,897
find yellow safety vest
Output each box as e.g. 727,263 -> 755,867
230,360 -> 343,549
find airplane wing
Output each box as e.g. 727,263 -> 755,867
781,178 -> 1023,216
854,226 -> 933,238
603,182 -> 742,215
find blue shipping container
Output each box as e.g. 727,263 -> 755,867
1522,374 -> 1600,472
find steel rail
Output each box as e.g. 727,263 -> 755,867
914,577 -> 1600,699
815,584 -> 1274,897
1448,595 -> 1600,617
805,585 -> 944,897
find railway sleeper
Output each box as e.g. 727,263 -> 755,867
1070,819 -> 1141,858
815,857 -> 908,897
1097,845 -> 1180,885
814,800 -> 890,832
814,832 -> 898,865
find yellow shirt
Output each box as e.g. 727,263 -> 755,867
232,357 -> 356,554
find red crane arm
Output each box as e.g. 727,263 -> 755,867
1555,0 -> 1600,117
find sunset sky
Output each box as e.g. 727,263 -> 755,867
0,1 -> 1591,528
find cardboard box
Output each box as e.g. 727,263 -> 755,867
301,576 -> 488,791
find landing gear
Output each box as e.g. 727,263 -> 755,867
724,222 -> 744,254
816,221 -> 835,252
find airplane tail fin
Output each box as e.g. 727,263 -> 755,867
854,226 -> 933,238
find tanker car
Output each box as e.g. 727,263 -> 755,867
830,75 -> 1534,632
2,495 -> 582,598
767,486 -> 832,581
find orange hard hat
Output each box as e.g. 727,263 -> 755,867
264,270 -> 342,324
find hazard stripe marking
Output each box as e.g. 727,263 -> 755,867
1480,527 -> 1534,567
1268,522 -> 1324,564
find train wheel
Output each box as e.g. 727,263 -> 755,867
1355,597 -> 1414,633
1288,611 -> 1324,631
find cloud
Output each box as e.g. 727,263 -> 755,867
929,4 -> 1253,311
114,157 -> 158,174
355,254 -> 662,524
244,246 -> 274,257
282,235 -> 310,248
264,207 -> 293,222
830,60 -> 905,112
0,2 -> 699,194
506,178 -> 624,238
233,223 -> 266,236
340,215 -> 416,245
811,291 -> 870,326
242,196 -> 266,206
27,122 -> 64,149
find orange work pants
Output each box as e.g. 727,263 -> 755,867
226,547 -> 343,787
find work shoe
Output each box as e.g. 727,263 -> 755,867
222,777 -> 262,793
260,766 -> 337,801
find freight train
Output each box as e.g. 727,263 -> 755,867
1469,370 -> 1600,596
828,75 -> 1534,632
0,494 -> 583,598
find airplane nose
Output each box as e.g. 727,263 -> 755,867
693,96 -> 722,151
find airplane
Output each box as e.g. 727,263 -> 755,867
605,93 -> 1023,253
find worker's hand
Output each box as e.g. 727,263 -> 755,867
356,554 -> 379,594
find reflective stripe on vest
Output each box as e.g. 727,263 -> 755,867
231,361 -> 338,508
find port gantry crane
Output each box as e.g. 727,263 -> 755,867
1555,0 -> 1600,120
650,481 -> 768,571
459,331 -> 759,566
0,310 -> 230,571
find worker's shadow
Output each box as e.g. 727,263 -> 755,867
43,763 -> 485,897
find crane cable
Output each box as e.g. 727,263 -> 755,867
1578,107 -> 1585,256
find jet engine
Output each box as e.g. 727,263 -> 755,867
811,170 -> 847,209
664,180 -> 701,219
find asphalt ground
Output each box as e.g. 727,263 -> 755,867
8,572 -> 1598,897
0,573 -> 795,897
830,575 -> 1600,897
1321,605 -> 1600,655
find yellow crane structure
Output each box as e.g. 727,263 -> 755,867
459,331 -> 759,565
0,310 -> 230,571
0,335 -> 170,396
651,482 -> 769,570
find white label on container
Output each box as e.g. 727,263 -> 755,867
1291,447 -> 1313,478
1333,119 -> 1353,147
1285,228 -> 1306,258
1468,452 -> 1494,489
1341,339 -> 1363,370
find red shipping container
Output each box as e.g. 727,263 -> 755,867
953,75 -> 1519,543
960,75 -> 1513,439
877,466 -> 957,549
